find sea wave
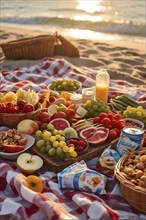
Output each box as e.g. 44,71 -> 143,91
1,16 -> 145,37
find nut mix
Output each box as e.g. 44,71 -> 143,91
0,129 -> 27,148
120,149 -> 146,188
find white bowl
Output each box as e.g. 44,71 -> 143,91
123,118 -> 144,129
0,133 -> 35,160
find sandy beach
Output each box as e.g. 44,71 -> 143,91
0,24 -> 146,85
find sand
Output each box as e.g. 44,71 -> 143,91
0,23 -> 146,85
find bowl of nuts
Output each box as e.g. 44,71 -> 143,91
115,148 -> 146,213
0,128 -> 35,160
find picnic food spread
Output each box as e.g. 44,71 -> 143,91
0,68 -> 146,218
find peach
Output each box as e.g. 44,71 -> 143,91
17,119 -> 38,135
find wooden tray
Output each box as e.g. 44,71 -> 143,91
31,139 -> 118,173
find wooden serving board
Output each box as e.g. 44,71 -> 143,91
31,139 -> 118,173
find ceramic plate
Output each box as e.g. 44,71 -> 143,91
0,133 -> 35,160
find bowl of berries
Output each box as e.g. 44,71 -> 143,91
66,138 -> 89,156
0,89 -> 40,128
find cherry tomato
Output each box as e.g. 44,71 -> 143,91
99,113 -> 107,120
117,120 -> 126,130
101,118 -> 111,127
114,113 -> 122,121
107,129 -> 118,142
107,112 -> 114,121
111,119 -> 118,128
93,117 -> 100,124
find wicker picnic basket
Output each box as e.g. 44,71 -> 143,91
0,34 -> 55,60
115,151 -> 146,214
0,108 -> 40,128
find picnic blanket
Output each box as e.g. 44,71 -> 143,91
0,58 -> 146,220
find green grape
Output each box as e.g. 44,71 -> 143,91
53,129 -> 59,135
35,130 -> 42,138
47,124 -> 55,131
56,147 -> 63,156
36,140 -> 45,148
48,148 -> 56,156
55,134 -> 62,140
53,141 -> 59,148
81,98 -> 110,118
50,136 -> 56,142
59,141 -> 66,148
70,151 -> 77,158
93,104 -> 98,111
46,144 -> 52,152
43,131 -> 52,139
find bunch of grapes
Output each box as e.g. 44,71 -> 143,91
81,99 -> 110,118
35,123 -> 77,161
49,79 -> 81,91
123,106 -> 146,127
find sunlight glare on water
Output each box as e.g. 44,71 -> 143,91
76,0 -> 103,13
65,29 -> 116,41
74,15 -> 103,22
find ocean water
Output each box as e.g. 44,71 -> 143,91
1,0 -> 146,44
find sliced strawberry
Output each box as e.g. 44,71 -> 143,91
1,144 -> 25,153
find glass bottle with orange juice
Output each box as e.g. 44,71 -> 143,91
96,69 -> 110,103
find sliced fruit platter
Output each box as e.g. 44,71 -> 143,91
0,86 -> 146,173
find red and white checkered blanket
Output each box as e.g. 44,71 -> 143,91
0,58 -> 146,220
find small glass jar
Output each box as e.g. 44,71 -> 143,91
82,88 -> 94,103
71,93 -> 82,106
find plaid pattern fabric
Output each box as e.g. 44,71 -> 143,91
1,159 -> 146,220
0,58 -> 146,219
1,57 -> 146,101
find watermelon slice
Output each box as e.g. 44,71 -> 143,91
50,118 -> 70,130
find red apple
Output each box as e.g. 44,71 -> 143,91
0,103 -> 6,113
39,111 -> 50,122
41,117 -> 51,124
23,104 -> 35,113
6,102 -> 14,107
6,106 -> 19,113
65,109 -> 76,118
51,112 -> 67,120
17,100 -> 27,110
